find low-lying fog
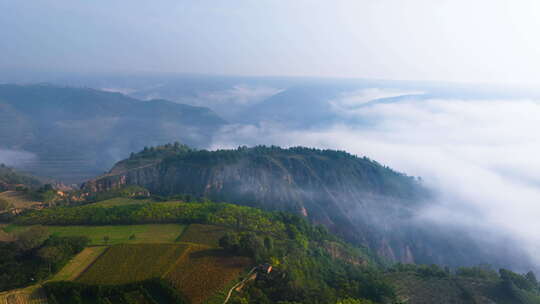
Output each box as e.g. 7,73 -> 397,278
211,87 -> 540,268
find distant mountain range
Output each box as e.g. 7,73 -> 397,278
0,84 -> 226,183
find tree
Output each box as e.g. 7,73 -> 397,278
16,225 -> 49,252
37,246 -> 63,275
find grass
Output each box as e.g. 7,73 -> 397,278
91,197 -> 154,207
385,272 -> 498,304
0,191 -> 40,209
51,246 -> 108,281
77,243 -> 191,285
0,224 -> 14,242
179,224 -> 231,248
91,197 -> 183,207
6,224 -> 186,245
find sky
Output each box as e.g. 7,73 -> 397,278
3,0 -> 540,84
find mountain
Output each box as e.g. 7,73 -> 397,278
77,145 -> 477,267
0,164 -> 43,191
83,145 -> 536,271
0,84 -> 227,183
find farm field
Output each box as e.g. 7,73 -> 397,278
51,246 -> 108,281
0,285 -> 48,304
165,247 -> 252,304
6,224 -> 185,245
92,197 -> 154,207
92,197 -> 183,207
0,191 -> 40,209
77,243 -> 191,285
179,224 -> 231,247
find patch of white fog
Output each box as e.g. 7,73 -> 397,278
200,85 -> 284,106
329,88 -> 424,114
211,92 -> 540,265
0,149 -> 37,167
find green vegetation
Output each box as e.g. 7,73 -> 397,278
14,202 -> 286,237
11,198 -> 391,303
85,185 -> 151,203
179,223 -> 231,247
8,190 -> 540,303
0,226 -> 89,291
92,197 -> 155,207
386,264 -> 540,304
43,279 -> 186,304
6,224 -> 186,245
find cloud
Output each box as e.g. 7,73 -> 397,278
329,88 -> 424,112
200,85 -> 283,106
0,149 -> 37,167
211,95 -> 540,266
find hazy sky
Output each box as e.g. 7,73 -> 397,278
2,0 -> 540,84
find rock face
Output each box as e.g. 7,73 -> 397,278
82,145 -> 534,269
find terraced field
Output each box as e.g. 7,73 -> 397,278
77,243 -> 191,285
6,224 -> 185,245
51,246 -> 108,281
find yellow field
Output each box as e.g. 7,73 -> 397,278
51,246 -> 108,281
0,285 -> 48,304
0,191 -> 40,209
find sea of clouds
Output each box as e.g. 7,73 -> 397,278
211,88 -> 540,266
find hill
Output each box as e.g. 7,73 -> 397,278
82,145 -> 425,262
0,84 -> 227,183
0,164 -> 43,191
81,145 -> 536,271
8,197 -> 392,304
